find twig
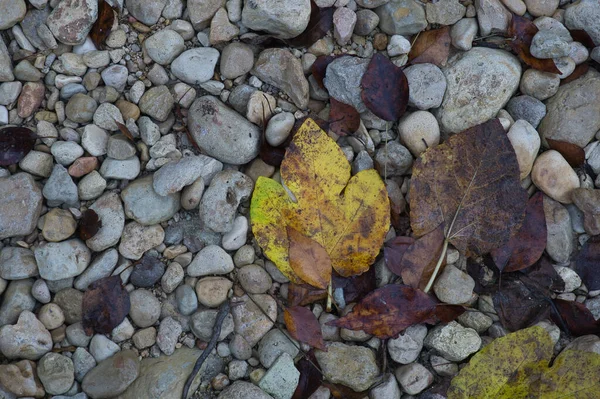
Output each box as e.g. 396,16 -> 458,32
182,300 -> 230,399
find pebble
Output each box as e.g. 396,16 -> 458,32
162,262 -> 185,294
51,141 -> 84,165
38,303 -> 65,330
554,265 -> 581,292
375,0 -> 427,35
258,329 -> 299,368
231,294 -> 277,346
132,327 -> 157,349
34,239 -> 90,281
153,155 -> 222,196
157,317 -> 182,355
519,69 -> 561,101
176,284 -> 199,315
222,216 -> 248,251
530,30 -> 570,59
42,164 -> 79,207
188,245 -> 235,277
395,362 -> 433,395
54,288 -> 84,324
119,222 -> 165,260
93,102 -> 124,131
89,334 -> 120,362
565,0 -> 600,44
398,111 -> 440,156
426,0 -> 466,25
506,95 -> 547,128
0,82 -> 22,105
571,188 -> 600,236
86,192 -> 125,252
220,42 -> 254,80
0,0 -> 26,30
210,7 -> 239,44
354,9 -> 379,35
47,0 -> 97,45
404,63 -> 447,110
324,56 -> 369,113
258,352 -> 300,399
424,321 -> 481,361
241,0 -> 311,39
130,254 -> 165,287
199,170 -> 254,233
532,150 -> 580,204
144,29 -> 185,65
66,323 -> 93,348
525,0 -> 559,17
37,352 -> 74,395
171,48 -> 220,85
507,119 -> 541,180
0,359 -> 45,397
111,318 -> 135,343
0,173 -> 42,240
475,0 -> 511,35
374,141 -> 413,176
0,310 -> 52,360
138,85 -> 174,122
18,81 -> 45,118
196,276 -> 232,308
82,124 -> 109,156
266,112 -> 295,146
32,279 -> 51,303
190,308 -> 234,341
101,65 -> 128,92
188,96 -> 260,164
433,264 -> 475,304
40,208 -> 75,242
333,7 -> 357,46
219,380 -> 273,399
315,342 -> 379,392
388,324 -> 428,364
129,289 -> 161,328
81,349 -> 140,398
370,373 -> 401,399
19,150 -> 54,177
121,175 -> 181,225
72,347 -> 96,382
0,279 -> 36,326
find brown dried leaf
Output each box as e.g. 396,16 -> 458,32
331,267 -> 376,304
82,276 -> 130,335
491,192 -> 546,272
90,0 -> 116,49
546,138 -> 585,167
408,26 -> 451,67
384,235 -> 415,277
288,283 -> 328,307
115,121 -> 135,143
328,284 -> 444,339
397,225 -> 445,290
288,226 -> 332,289
284,306 -> 327,350
0,126 -> 36,166
360,53 -> 409,121
409,118 -> 528,257
292,351 -> 322,399
329,98 -> 360,136
574,235 -> 600,291
287,1 -> 334,48
77,209 -> 102,241
552,298 -> 600,336
569,29 -> 597,48
311,55 -> 338,89
560,62 -> 590,85
508,14 -> 561,74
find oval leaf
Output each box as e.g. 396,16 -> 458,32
288,226 -> 332,289
82,276 -> 130,335
0,126 -> 36,166
329,98 -> 360,136
284,306 -> 326,351
408,26 -> 451,67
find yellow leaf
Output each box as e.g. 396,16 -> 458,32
250,118 -> 389,282
448,326 -> 600,399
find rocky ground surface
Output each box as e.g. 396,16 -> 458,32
1,0 -> 600,398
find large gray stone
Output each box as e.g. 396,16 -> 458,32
125,0 -> 167,25
188,96 -> 260,165
242,0 -> 311,39
82,350 -> 140,399
218,381 -> 274,399
0,279 -> 35,326
121,175 -> 180,225
324,56 -> 370,113
315,342 -> 379,392
0,310 -> 51,360
171,48 -> 219,85
152,155 -> 223,196
34,239 -> 91,281
565,0 -> 600,45
0,247 -> 37,280
375,0 -> 427,35
47,0 -> 98,45
0,173 -> 42,240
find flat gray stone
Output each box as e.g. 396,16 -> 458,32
121,175 -> 180,225
0,173 -> 42,240
34,239 -> 91,281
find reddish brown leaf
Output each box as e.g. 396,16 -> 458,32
560,62 -> 590,85
288,283 -> 328,307
396,225 -> 445,290
546,138 -> 585,167
491,192 -> 546,272
552,299 -> 600,336
408,26 -> 451,67
288,226 -> 332,289
329,98 -> 360,136
0,126 -> 36,166
284,306 -> 327,350
384,236 -> 415,277
82,276 -> 130,335
574,235 -> 600,291
287,1 -> 334,48
311,55 -> 337,89
77,209 -> 102,241
434,304 -> 466,322
331,267 -> 376,304
115,121 -> 135,143
508,14 -> 561,74
569,29 -> 596,48
360,53 -> 409,121
328,284 -> 442,339
292,351 -> 322,399
90,0 -> 116,49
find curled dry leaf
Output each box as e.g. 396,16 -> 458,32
0,126 -> 37,166
409,118 -> 528,258
328,284 -> 462,339
288,226 -> 332,289
329,98 -> 360,136
546,138 -> 585,167
90,0 -> 117,49
287,0 -> 334,48
491,192 -> 546,273
77,209 -> 102,241
552,298 -> 600,336
251,118 -> 389,282
508,14 -> 561,74
82,275 -> 130,335
360,53 -> 409,121
284,306 -> 327,350
408,26 -> 452,67
574,235 -> 600,291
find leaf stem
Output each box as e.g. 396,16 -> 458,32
424,238 -> 448,293
326,279 -> 333,312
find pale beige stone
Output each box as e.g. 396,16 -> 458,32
531,150 -> 579,203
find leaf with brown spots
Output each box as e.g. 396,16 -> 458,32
508,14 -> 561,74
284,306 -> 327,350
77,209 -> 102,241
408,26 -> 451,67
287,1 -> 334,48
251,118 -> 390,282
546,138 -> 585,167
329,98 -> 360,136
0,126 -> 36,166
288,226 -> 332,289
90,0 -> 117,49
491,192 -> 546,272
360,53 -> 409,121
82,275 -> 130,335
328,284 -> 457,339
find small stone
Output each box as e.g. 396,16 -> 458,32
101,65 -> 128,92
333,7 -> 357,46
0,279 -> 36,326
81,350 -> 140,398
100,156 -> 142,180
572,188 -> 600,235
43,164 -> 79,207
47,0 -> 97,45
564,0 -> 600,45
32,279 -> 51,303
144,29 -> 185,65
38,303 -> 65,330
433,264 -> 475,304
474,0 -> 511,35
231,294 -> 277,346
190,308 -> 234,341
82,124 -> 109,156
0,173 -> 43,240
426,0 -> 466,25
424,321 -> 481,361
532,150 -> 580,203
324,56 -> 369,113
370,373 -> 401,399
34,239 -> 90,281
73,347 -> 96,382
354,9 -> 379,35
89,334 -> 120,362
51,141 -> 84,166
18,81 -> 45,118
222,216 -> 248,251
0,310 -> 51,360
111,318 -> 135,343
138,85 -> 174,122
162,262 -> 184,294
530,30 -> 570,59
119,222 -> 165,260
388,324 -> 428,364
258,352 -> 300,399
241,0 -> 311,39
525,0 -> 558,17
187,245 -> 235,277
0,360 -> 45,397
153,155 -> 223,196
37,353 -> 74,395
196,277 -> 232,307
210,7 -> 239,44
258,329 -> 299,368
554,265 -> 581,292
54,288 -> 84,324
176,284 -> 199,316
457,310 -> 494,333
93,102 -> 124,131
86,192 -> 125,252
157,317 -> 182,355
507,119 -> 541,180
129,289 -> 161,328
395,362 -> 433,395
398,111 -> 440,156
171,48 -> 220,85
506,95 -> 547,128
132,327 -> 157,349
219,380 -> 273,399
374,141 -> 413,177
121,175 -> 181,225
375,0 -> 427,35
315,342 -> 379,392
0,0 -> 26,30
266,112 -> 295,146
130,254 -> 165,287
520,68 -> 560,102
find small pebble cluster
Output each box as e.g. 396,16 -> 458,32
1,0 -> 600,398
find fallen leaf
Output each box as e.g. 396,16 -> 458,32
292,351 -> 322,399
90,0 -> 116,49
574,235 -> 600,291
331,266 -> 376,304
287,1 -> 334,48
408,26 -> 452,67
569,29 -> 596,48
560,62 -> 589,85
0,126 -> 36,166
508,14 -> 561,74
360,53 -> 409,121
491,192 -> 546,272
448,326 -> 600,398
311,55 -> 338,89
115,121 -> 135,143
77,209 -> 102,241
409,118 -> 528,257
383,235 -> 416,277
394,225 -> 445,290
546,138 -> 585,167
329,98 -> 360,136
288,283 -> 328,307
288,226 -> 332,289
552,298 -> 600,336
251,118 -> 390,282
328,284 -> 456,339
284,306 -> 327,350
82,276 -> 130,335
